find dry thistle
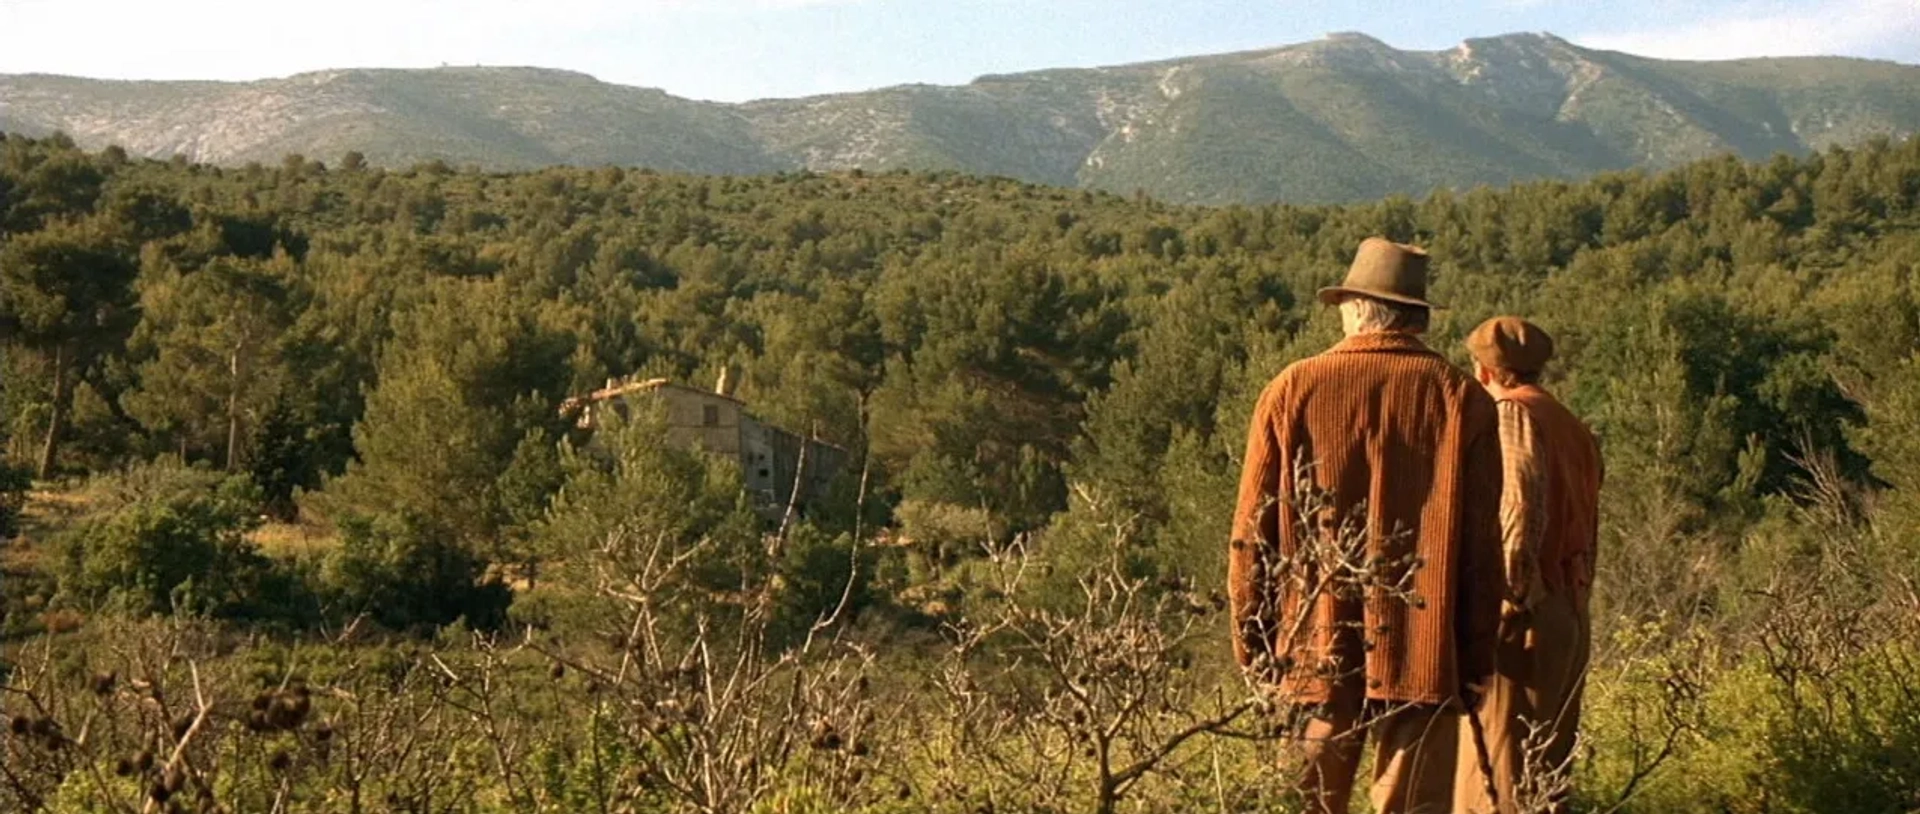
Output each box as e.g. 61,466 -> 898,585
809,720 -> 843,751
265,687 -> 311,730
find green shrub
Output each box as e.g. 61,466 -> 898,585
1577,645 -> 1769,814
321,511 -> 510,632
52,460 -> 296,619
1576,619 -> 1920,813
1762,643 -> 1920,813
0,459 -> 29,538
770,525 -> 876,645
531,404 -> 766,620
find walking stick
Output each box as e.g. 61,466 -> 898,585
1464,693 -> 1502,811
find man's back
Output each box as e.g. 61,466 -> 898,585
1231,332 -> 1503,704
1503,386 -> 1603,607
1456,316 -> 1603,814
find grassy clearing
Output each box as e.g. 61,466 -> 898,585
248,517 -> 338,559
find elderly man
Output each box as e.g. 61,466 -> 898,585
1230,237 -> 1505,814
1455,317 -> 1603,814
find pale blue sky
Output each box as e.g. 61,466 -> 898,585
1,0 -> 1916,101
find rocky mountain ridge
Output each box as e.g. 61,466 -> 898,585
5,32 -> 1916,203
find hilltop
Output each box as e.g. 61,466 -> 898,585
5,32 -> 1919,203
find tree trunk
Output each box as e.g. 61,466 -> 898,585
37,343 -> 68,480
225,408 -> 241,471
225,347 -> 243,472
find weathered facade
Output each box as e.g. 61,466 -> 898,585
561,374 -> 847,517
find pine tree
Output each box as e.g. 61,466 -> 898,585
125,255 -> 293,471
315,280 -> 572,549
0,218 -> 138,477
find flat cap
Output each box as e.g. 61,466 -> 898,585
1466,316 -> 1554,373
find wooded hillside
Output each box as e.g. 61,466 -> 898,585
1,133 -> 1917,812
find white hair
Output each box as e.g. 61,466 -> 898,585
1339,295 -> 1430,336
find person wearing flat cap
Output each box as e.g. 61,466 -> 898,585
1230,237 -> 1504,813
1453,316 -> 1603,814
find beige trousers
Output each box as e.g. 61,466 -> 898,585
1456,592 -> 1590,814
1295,683 -> 1462,814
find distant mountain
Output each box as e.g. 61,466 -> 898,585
5,33 -> 1919,204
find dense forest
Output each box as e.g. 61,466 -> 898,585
1,132 -> 1918,812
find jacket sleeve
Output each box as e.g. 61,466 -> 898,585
1496,400 -> 1548,610
1229,379 -> 1286,673
1456,394 -> 1506,692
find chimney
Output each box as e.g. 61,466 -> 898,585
715,365 -> 737,399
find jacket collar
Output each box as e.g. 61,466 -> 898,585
1498,383 -> 1557,403
1324,332 -> 1438,357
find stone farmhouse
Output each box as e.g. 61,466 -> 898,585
559,371 -> 847,518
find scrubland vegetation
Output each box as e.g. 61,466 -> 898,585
3,133 -> 1919,811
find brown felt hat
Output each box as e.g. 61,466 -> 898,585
1316,237 -> 1441,309
1467,316 -> 1555,373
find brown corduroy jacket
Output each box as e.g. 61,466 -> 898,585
1229,332 -> 1504,704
